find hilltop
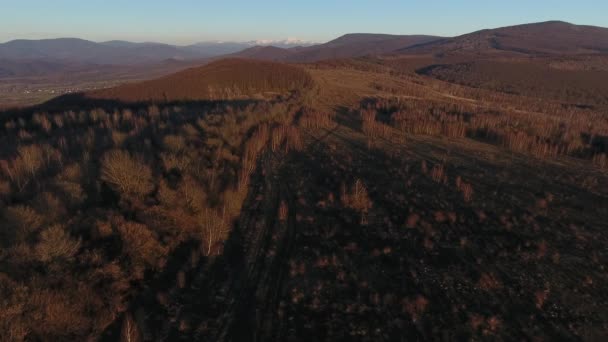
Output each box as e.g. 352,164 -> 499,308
399,21 -> 608,56
81,58 -> 314,103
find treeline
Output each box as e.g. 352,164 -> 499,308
419,60 -> 608,108
359,97 -> 608,167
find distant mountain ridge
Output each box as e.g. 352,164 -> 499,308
399,21 -> 608,56
0,38 -> 317,65
231,34 -> 443,62
288,34 -> 442,62
2,21 -> 607,80
0,38 -> 201,65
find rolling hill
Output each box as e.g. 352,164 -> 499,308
417,59 -> 608,106
232,34 -> 443,62
2,49 -> 608,341
0,38 -> 203,65
4,21 -> 608,109
286,33 -> 442,62
233,46 -> 296,61
0,58 -> 85,78
0,38 -> 316,67
399,21 -> 608,57
81,58 -> 314,102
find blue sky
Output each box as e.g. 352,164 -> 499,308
1,0 -> 607,44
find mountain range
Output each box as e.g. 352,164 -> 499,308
232,34 -> 443,62
398,20 -> 608,56
0,38 -> 315,65
232,21 -> 608,62
1,21 -> 607,81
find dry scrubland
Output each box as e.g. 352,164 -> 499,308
0,57 -> 607,341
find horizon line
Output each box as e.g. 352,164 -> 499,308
1,19 -> 606,46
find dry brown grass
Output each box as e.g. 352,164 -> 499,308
299,108 -> 335,130
341,179 -> 373,224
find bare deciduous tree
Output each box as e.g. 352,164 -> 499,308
35,225 -> 81,263
199,208 -> 228,256
120,312 -> 141,342
101,150 -> 153,199
342,179 -> 373,224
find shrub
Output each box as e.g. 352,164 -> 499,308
112,131 -> 129,147
592,153 -> 607,169
117,222 -> 166,269
0,279 -> 29,341
430,164 -> 447,183
455,176 -> 474,202
361,108 -> 393,143
51,181 -> 85,207
199,208 -> 228,256
342,179 -> 373,224
279,201 -> 288,222
402,295 -> 429,322
299,108 -> 334,129
27,289 -> 91,339
2,206 -> 44,244
157,180 -> 178,208
163,135 -> 187,153
0,180 -> 10,199
224,188 -> 247,220
178,176 -> 208,214
120,312 -> 141,342
0,145 -> 54,192
101,150 -> 154,200
32,192 -> 66,222
17,145 -> 45,178
160,152 -> 191,174
35,225 -> 81,263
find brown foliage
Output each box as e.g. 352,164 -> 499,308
361,108 -> 393,142
455,176 -> 474,203
364,96 -> 608,166
272,125 -> 303,153
0,144 -> 60,191
2,205 -> 44,244
279,201 -> 288,222
342,179 -> 373,224
0,93 -> 296,340
299,108 -> 335,129
35,225 -> 81,263
118,221 -> 167,269
199,208 -> 228,256
120,312 -> 141,342
430,164 -> 447,184
402,295 -> 429,322
101,150 -> 154,200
